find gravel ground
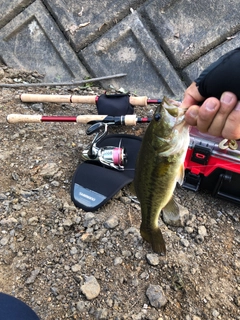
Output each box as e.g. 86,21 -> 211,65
0,65 -> 239,320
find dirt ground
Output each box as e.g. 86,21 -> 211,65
0,65 -> 239,320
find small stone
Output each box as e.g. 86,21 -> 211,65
122,250 -> 131,257
70,247 -> 78,255
71,264 -> 81,272
28,217 -> 38,225
180,238 -> 190,247
192,316 -> 201,320
80,275 -> 100,300
31,103 -> 44,112
25,268 -> 40,284
51,180 -> 60,187
76,301 -> 85,312
83,212 -> 95,228
212,309 -> 220,317
114,257 -> 123,265
0,236 -> 9,246
146,253 -> 160,266
198,225 -> 207,237
0,217 -> 18,225
124,227 -> 140,236
146,284 -> 167,308
140,271 -> 149,280
95,308 -> 108,319
0,193 -> 7,200
120,196 -> 131,204
103,216 -> 119,229
185,226 -> 194,234
162,199 -> 189,227
62,218 -> 73,227
39,162 -> 58,178
195,234 -> 204,244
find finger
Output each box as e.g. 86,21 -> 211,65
181,82 -> 205,108
196,97 -> 220,133
185,105 -> 200,126
222,101 -> 240,139
207,92 -> 238,136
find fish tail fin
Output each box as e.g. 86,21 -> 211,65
140,224 -> 166,255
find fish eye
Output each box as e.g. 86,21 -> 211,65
154,113 -> 161,121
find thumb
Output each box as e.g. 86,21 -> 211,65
181,82 -> 205,108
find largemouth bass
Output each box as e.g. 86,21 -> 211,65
134,97 -> 189,255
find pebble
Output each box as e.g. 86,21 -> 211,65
0,193 -> 7,200
0,217 -> 18,225
198,225 -> 207,237
180,238 -> 190,247
39,162 -> 59,178
70,247 -> 78,255
195,234 -> 204,244
0,236 -> 9,246
185,226 -> 194,234
103,216 -> 119,229
25,268 -> 41,284
76,301 -> 85,312
31,103 -> 44,112
120,196 -> 131,204
146,284 -> 167,308
71,264 -> 81,272
146,253 -> 160,266
114,257 -> 123,265
212,309 -> 220,317
28,217 -> 38,225
124,227 -> 140,236
62,218 -> 73,227
162,201 -> 189,227
80,275 -> 100,300
95,308 -> 108,319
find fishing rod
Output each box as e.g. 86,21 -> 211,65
20,93 -> 162,106
6,114 -> 152,126
0,73 -> 127,88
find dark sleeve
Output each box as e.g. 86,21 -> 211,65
195,47 -> 240,100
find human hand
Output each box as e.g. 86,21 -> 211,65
181,82 -> 240,140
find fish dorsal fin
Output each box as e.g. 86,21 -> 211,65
177,163 -> 185,186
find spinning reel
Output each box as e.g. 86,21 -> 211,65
82,122 -> 127,170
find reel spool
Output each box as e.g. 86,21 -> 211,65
82,122 -> 127,170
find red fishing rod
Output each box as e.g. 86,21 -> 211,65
6,114 -> 152,125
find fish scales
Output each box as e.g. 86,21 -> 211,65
134,97 -> 189,255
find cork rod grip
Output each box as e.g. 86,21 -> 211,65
76,115 -> 106,123
7,114 -> 42,123
129,96 -> 148,106
20,94 -> 97,104
20,94 -> 148,106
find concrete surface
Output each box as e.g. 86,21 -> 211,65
0,0 -> 240,97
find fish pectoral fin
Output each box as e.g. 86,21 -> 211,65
177,163 -> 185,185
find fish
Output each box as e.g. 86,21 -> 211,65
134,97 -> 190,255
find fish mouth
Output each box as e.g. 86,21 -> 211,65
162,98 -> 187,128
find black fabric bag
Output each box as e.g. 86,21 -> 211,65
96,94 -> 134,115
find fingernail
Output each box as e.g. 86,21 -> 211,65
205,100 -> 217,111
221,92 -> 233,104
235,102 -> 240,111
189,109 -> 198,119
